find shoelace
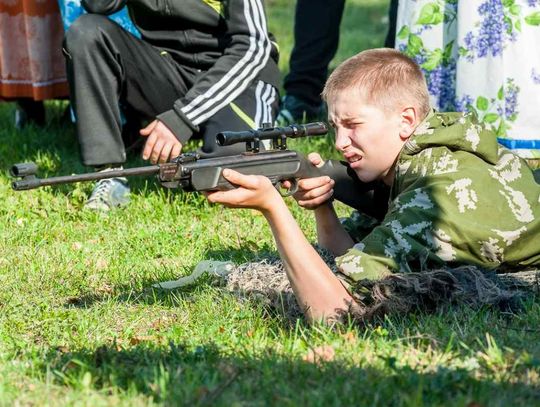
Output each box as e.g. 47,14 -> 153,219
87,179 -> 116,204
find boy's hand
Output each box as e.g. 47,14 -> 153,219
284,153 -> 335,209
140,120 -> 183,164
206,169 -> 282,212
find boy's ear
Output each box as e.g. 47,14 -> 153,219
399,107 -> 418,140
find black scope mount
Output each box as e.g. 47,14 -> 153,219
216,122 -> 328,152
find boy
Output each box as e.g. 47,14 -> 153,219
207,48 -> 540,323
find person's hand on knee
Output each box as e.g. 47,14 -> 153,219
140,120 -> 182,164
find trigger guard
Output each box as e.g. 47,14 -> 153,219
278,179 -> 298,197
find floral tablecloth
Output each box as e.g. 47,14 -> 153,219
396,0 -> 540,158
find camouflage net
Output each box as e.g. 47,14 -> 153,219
223,247 -> 538,323
224,256 -> 303,321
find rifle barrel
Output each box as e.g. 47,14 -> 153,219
12,165 -> 160,191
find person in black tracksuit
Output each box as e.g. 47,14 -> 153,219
64,0 -> 280,169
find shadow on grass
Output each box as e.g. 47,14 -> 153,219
35,341 -> 540,405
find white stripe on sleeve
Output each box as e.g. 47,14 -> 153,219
182,0 -> 270,126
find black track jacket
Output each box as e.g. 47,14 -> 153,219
82,0 -> 279,142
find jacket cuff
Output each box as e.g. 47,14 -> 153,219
157,108 -> 198,145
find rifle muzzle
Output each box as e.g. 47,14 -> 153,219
12,178 -> 42,191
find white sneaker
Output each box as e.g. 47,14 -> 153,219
84,177 -> 130,211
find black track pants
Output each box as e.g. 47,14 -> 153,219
64,14 -> 279,167
283,0 -> 399,107
283,0 -> 346,107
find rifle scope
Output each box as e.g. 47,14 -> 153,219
216,122 -> 328,147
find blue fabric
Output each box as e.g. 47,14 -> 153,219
58,0 -> 140,37
58,1 -> 140,124
396,0 -> 540,159
497,138 -> 540,150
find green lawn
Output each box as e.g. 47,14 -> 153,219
1,1 -> 539,405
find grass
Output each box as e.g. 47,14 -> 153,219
1,0 -> 540,405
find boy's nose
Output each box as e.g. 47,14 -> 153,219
334,128 -> 351,151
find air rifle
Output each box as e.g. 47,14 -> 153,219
10,122 -> 385,214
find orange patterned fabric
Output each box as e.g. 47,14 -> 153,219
0,0 -> 68,100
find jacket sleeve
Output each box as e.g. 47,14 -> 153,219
157,0 -> 272,143
82,0 -> 126,15
335,184 -> 450,281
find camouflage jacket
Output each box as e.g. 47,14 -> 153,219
336,110 -> 540,281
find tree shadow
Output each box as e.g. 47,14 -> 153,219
33,341 -> 540,405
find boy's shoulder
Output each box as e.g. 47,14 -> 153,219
392,108 -> 539,227
396,110 -> 501,182
406,110 -> 493,151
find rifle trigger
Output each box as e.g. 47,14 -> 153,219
278,178 -> 297,197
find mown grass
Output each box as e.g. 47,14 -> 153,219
1,0 -> 539,405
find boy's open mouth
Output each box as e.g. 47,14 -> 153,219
343,152 -> 362,164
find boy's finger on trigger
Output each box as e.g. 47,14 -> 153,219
302,189 -> 333,207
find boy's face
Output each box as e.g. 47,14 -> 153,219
328,89 -> 411,185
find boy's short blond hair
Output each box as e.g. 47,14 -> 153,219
322,48 -> 431,119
